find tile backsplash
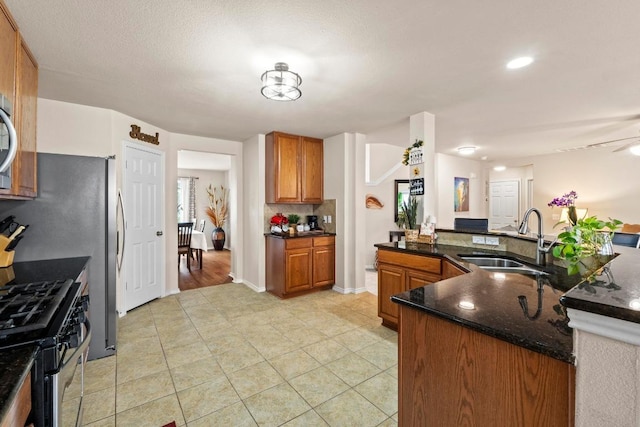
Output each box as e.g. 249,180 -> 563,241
265,199 -> 336,234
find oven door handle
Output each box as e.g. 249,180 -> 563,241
54,319 -> 91,427
58,319 -> 92,391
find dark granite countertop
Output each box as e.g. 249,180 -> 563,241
0,345 -> 37,424
382,239 -> 640,362
2,256 -> 90,285
265,232 -> 336,239
560,245 -> 640,324
377,242 -> 584,363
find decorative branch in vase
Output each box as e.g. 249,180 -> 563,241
205,184 -> 229,250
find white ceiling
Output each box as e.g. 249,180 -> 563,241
6,0 -> 640,161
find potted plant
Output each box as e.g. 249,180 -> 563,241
552,215 -> 622,275
205,184 -> 229,250
396,196 -> 419,241
287,214 -> 300,235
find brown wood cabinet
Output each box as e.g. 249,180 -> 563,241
265,131 -> 323,204
442,259 -> 467,279
398,305 -> 575,426
14,38 -> 37,198
0,370 -> 31,427
377,248 -> 441,329
0,1 -> 38,200
266,235 -> 335,298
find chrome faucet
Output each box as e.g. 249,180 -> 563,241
518,207 -> 557,265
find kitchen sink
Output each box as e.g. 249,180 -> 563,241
459,255 -> 548,275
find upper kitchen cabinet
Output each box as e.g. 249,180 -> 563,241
15,38 -> 38,198
266,131 -> 324,204
0,1 -> 38,200
0,3 -> 16,103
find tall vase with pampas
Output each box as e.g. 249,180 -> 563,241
205,184 -> 229,250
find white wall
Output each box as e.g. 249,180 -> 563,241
242,134 -> 265,292
507,148 -> 640,234
436,153 -> 487,229
324,133 -> 349,293
177,168 -> 228,250
37,98 -> 244,315
364,143 -> 407,268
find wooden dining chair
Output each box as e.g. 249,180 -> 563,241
178,222 -> 194,270
197,219 -> 206,232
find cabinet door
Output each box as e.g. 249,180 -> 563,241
312,244 -> 335,287
285,248 -> 313,293
301,137 -> 323,203
406,269 -> 440,291
442,260 -> 466,279
378,263 -> 405,328
0,5 -> 16,105
15,39 -> 37,197
273,133 -> 301,203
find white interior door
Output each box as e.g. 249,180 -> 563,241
489,180 -> 520,230
123,143 -> 164,311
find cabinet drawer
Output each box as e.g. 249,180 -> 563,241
313,236 -> 335,247
285,238 -> 313,249
378,250 -> 441,274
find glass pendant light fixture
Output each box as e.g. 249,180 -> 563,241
261,62 -> 302,101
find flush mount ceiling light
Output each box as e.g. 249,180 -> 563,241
630,145 -> 640,156
506,56 -> 534,69
261,62 -> 302,101
457,146 -> 476,155
493,165 -> 507,171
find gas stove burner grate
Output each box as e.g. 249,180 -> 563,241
0,279 -> 73,337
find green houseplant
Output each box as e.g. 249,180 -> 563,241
396,197 -> 418,242
552,215 -> 622,275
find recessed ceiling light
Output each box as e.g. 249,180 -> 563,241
457,146 -> 476,155
506,56 -> 534,69
630,145 -> 640,156
493,165 -> 506,171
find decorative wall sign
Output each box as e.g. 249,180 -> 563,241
410,179 -> 424,196
454,177 -> 470,212
130,124 -> 160,145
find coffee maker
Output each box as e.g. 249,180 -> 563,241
307,215 -> 319,230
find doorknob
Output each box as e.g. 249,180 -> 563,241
156,231 -> 163,236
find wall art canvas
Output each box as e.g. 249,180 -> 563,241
454,177 -> 469,212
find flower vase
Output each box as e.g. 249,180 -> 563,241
567,206 -> 578,226
212,227 -> 225,251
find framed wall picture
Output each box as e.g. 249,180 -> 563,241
454,177 -> 470,212
394,179 -> 410,222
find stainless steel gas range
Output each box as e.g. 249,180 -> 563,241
0,260 -> 90,427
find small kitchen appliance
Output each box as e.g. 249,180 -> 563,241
307,215 -> 319,230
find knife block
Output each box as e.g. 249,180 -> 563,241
0,235 -> 15,268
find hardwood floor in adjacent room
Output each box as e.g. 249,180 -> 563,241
178,249 -> 233,291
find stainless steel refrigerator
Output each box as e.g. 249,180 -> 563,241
0,153 -> 117,360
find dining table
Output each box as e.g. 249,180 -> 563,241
190,229 -> 208,269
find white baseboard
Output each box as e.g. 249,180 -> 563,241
242,279 -> 265,293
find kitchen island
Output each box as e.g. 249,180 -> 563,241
376,234 -> 640,426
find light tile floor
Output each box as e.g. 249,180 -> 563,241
79,284 -> 398,426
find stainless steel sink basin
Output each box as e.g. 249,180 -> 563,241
459,255 -> 548,275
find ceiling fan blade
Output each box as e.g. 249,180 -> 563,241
585,135 -> 640,149
613,140 -> 640,152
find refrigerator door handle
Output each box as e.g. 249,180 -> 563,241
116,189 -> 125,272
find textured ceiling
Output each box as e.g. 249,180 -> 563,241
5,0 -> 640,162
